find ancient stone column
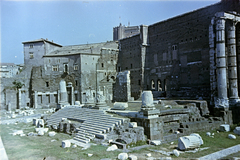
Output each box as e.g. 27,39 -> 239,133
59,80 -> 68,103
216,18 -> 229,108
34,91 -> 38,108
141,91 -> 155,110
227,21 -> 239,104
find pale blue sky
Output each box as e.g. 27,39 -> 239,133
1,0 -> 219,64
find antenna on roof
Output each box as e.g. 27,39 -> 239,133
128,21 -> 130,26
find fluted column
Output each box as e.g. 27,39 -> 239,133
227,21 -> 239,104
216,18 -> 229,108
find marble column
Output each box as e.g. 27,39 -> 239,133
227,21 -> 239,104
216,18 -> 229,108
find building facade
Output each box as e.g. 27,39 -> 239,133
113,23 -> 140,41
117,0 -> 240,108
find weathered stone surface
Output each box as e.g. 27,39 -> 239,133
88,154 -> 93,157
173,149 -> 180,157
178,134 -> 202,150
190,133 -> 203,145
151,140 -> 161,146
146,153 -> 151,157
141,91 -> 154,108
129,122 -> 137,128
228,134 -> 236,139
206,132 -> 211,136
75,101 -> 81,105
113,102 -> 128,110
72,144 -> 77,148
128,155 -> 138,160
35,128 -> 48,133
62,140 -> 71,148
38,130 -> 44,136
106,144 -> 118,151
118,153 -> 128,160
233,127 -> 240,135
48,131 -> 56,137
220,124 -> 230,132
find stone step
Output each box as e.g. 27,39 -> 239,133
73,137 -> 89,144
80,125 -> 107,133
75,133 -> 93,141
77,130 -> 95,137
75,133 -> 95,140
83,123 -> 115,131
76,128 -> 101,135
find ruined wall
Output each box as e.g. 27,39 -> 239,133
113,71 -> 133,102
97,48 -> 119,102
118,34 -> 143,99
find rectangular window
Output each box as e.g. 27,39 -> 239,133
52,65 -> 58,71
74,64 -> 79,71
29,52 -> 34,59
30,44 -> 33,48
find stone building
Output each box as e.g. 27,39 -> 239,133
0,63 -> 23,78
30,41 -> 118,108
113,23 -> 140,41
117,0 -> 240,108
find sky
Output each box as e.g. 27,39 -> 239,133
1,0 -> 220,64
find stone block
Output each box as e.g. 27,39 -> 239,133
62,140 -> 71,148
113,102 -> 128,110
233,127 -> 240,135
118,153 -> 128,160
129,122 -> 137,128
38,130 -> 44,136
173,149 -> 180,157
75,101 -> 81,105
220,124 -> 230,132
48,131 -> 56,137
178,135 -> 202,150
106,144 -> 118,151
151,140 -> 161,146
228,134 -> 236,139
35,128 -> 48,133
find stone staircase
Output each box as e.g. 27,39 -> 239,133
46,106 -> 124,144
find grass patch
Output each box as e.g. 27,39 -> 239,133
0,123 -> 121,160
1,121 -> 240,159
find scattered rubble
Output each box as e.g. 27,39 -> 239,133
118,153 -> 128,160
129,122 -> 137,128
48,131 -> 56,137
220,124 -> 230,132
173,149 -> 180,157
150,140 -> 161,146
62,140 -> 71,148
178,133 -> 203,150
228,134 -> 236,139
113,102 -> 128,110
106,144 -> 118,151
233,127 -> 240,135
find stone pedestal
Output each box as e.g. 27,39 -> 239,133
139,91 -> 160,118
58,80 -> 69,109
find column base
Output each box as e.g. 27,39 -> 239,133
215,98 -> 229,108
229,98 -> 240,106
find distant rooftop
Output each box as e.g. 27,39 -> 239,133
22,38 -> 62,47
